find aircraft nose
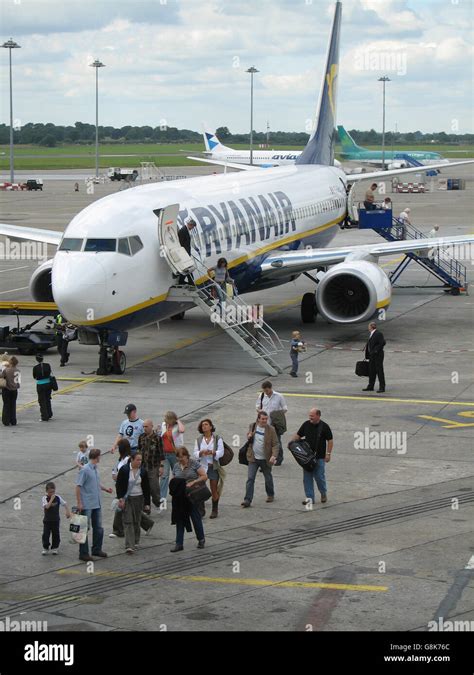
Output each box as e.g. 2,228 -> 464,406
52,254 -> 107,324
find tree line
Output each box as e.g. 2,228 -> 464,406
0,122 -> 472,147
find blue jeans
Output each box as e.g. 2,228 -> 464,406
176,503 -> 205,546
160,452 -> 177,499
245,459 -> 274,503
303,459 -> 327,502
290,351 -> 299,374
79,508 -> 104,557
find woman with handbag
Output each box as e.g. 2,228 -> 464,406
193,418 -> 224,519
116,452 -> 151,554
2,356 -> 20,426
170,447 -> 207,552
110,439 -> 131,538
32,354 -> 54,422
159,411 -> 185,500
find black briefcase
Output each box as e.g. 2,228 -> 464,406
355,360 -> 370,377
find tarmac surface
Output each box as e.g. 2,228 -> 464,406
0,162 -> 473,632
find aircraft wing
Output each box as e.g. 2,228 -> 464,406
260,235 -> 473,279
0,224 -> 62,246
187,156 -> 260,171
349,159 -> 473,182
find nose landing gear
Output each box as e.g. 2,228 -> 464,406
96,331 -> 128,375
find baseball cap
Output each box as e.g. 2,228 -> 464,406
124,403 -> 137,414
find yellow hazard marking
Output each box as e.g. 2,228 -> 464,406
57,569 -> 387,593
56,377 -> 130,384
282,393 -> 474,407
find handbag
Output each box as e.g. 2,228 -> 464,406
238,440 -> 249,465
220,441 -> 234,467
186,482 -> 211,504
355,360 -> 370,377
225,282 -> 234,298
0,377 -> 6,389
50,375 -> 59,391
69,514 -> 88,544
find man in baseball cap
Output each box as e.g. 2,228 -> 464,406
111,404 -> 144,454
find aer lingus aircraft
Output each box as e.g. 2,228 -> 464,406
0,1 -> 472,375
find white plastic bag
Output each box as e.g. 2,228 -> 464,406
69,514 -> 88,544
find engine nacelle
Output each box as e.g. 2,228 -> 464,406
315,260 -> 391,324
29,259 -> 54,302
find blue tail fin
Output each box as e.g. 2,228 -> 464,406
296,1 -> 342,166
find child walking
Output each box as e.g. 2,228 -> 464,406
42,481 -> 71,555
289,331 -> 306,377
75,440 -> 90,469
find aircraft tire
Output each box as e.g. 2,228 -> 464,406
113,349 -> 127,375
301,292 -> 317,324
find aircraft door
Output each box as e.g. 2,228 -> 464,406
155,204 -> 195,276
347,182 -> 358,223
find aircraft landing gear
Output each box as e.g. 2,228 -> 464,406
301,292 -> 318,324
97,345 -> 127,375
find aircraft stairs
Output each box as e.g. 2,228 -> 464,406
166,257 -> 284,376
358,209 -> 467,292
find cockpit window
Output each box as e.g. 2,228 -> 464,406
129,235 -> 143,255
59,238 -> 83,251
84,239 -> 117,252
118,238 -> 131,256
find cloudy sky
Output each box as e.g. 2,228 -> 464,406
0,0 -> 472,135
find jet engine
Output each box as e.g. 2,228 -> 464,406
315,260 -> 391,324
29,259 -> 54,302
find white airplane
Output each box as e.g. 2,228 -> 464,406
189,126 -> 343,170
0,0 -> 472,376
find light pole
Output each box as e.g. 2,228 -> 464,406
378,76 -> 391,170
2,38 -> 21,183
246,66 -> 259,165
89,59 -> 105,178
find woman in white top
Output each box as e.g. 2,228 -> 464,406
193,418 -> 224,519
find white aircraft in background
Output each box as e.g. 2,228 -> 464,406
188,126 -> 343,170
0,0 -> 472,376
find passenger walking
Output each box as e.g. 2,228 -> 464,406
42,481 -> 71,555
111,403 -> 144,455
138,419 -> 165,508
169,447 -> 207,552
177,218 -> 197,284
159,411 -> 185,500
290,408 -> 333,507
256,381 -> 288,465
193,418 -> 224,519
212,258 -> 235,301
33,354 -> 53,422
363,321 -> 386,393
1,355 -> 20,426
75,440 -> 90,469
116,452 -> 151,554
75,448 -> 112,562
397,208 -> 411,239
109,439 -> 132,538
363,183 -> 379,210
241,411 -> 279,508
289,331 -> 306,377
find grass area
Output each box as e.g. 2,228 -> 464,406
0,143 -> 472,170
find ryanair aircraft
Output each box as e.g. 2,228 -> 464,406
0,1 -> 472,374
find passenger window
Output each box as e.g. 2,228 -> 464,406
129,235 -> 144,255
118,238 -> 131,256
84,239 -> 116,252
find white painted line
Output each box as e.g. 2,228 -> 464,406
0,266 -> 30,273
0,286 -> 29,295
465,555 -> 474,570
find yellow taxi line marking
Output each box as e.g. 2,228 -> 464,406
56,377 -> 130,383
56,569 -> 386,592
418,415 -> 474,429
282,393 -> 474,407
380,256 -> 404,268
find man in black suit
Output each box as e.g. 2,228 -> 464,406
363,321 -> 386,392
177,218 -> 196,285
